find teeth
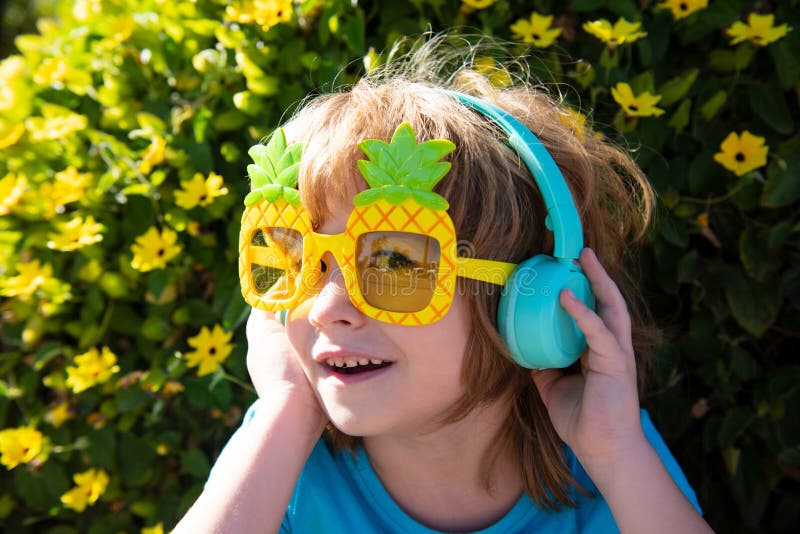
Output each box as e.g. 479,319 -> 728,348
326,357 -> 388,367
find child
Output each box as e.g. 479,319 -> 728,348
174,39 -> 713,533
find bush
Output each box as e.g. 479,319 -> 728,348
1,0 -> 798,532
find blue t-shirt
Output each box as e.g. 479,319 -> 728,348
218,402 -> 701,533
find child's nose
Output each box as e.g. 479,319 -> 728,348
307,251 -> 365,328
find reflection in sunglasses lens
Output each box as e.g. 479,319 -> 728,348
249,227 -> 304,302
356,232 -> 440,313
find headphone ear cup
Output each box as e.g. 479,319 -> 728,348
497,255 -> 595,369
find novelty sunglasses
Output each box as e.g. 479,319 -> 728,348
238,122 -> 517,326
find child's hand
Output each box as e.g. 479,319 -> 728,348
175,309 -> 328,532
246,308 -> 328,434
531,248 -> 644,474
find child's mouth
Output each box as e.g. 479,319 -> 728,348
325,359 -> 393,375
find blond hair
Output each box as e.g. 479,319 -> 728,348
280,36 -> 656,510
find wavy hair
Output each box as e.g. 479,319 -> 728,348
280,34 -> 657,510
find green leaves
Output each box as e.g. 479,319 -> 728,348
244,128 -> 304,206
354,122 -> 454,209
658,69 -> 699,107
725,270 -> 781,337
762,134 -> 800,208
749,79 -> 794,135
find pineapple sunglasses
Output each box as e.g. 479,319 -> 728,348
239,91 -> 586,331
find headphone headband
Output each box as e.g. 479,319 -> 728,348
440,90 -> 584,261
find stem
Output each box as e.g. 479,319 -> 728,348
51,436 -> 90,454
94,140 -> 163,221
220,371 -> 255,393
679,178 -> 752,205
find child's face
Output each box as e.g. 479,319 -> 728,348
285,199 -> 472,437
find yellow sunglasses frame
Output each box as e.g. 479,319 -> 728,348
239,198 -> 517,326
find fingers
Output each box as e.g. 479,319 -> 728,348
250,307 -> 275,321
575,248 -> 634,354
556,248 -> 637,375
560,289 -> 626,367
246,307 -> 285,341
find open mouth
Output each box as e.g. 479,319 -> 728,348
325,359 -> 393,375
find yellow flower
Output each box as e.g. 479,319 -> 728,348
32,56 -> 91,95
0,172 -> 27,215
583,17 -> 647,47
0,427 -> 43,469
0,56 -> 26,110
0,260 -> 72,312
60,468 -> 109,512
611,82 -> 665,117
0,55 -> 26,82
726,13 -> 791,47
46,402 -> 74,428
26,112 -> 88,142
473,57 -> 512,87
47,216 -> 105,251
0,260 -> 54,299
33,57 -> 69,86
657,0 -> 708,20
185,324 -> 234,376
72,0 -> 103,23
37,166 -> 93,218
225,0 -> 293,31
131,227 -> 183,272
175,172 -> 229,209
46,171 -> 83,208
0,85 -> 16,111
558,107 -> 588,142
65,347 -> 121,394
713,131 -> 769,176
510,12 -> 562,48
139,136 -> 167,175
0,120 -> 24,149
141,523 -> 164,534
98,15 -> 134,49
462,0 -> 496,9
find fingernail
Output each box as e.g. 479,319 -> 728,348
562,288 -> 576,300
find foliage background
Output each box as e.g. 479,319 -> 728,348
1,0 -> 798,532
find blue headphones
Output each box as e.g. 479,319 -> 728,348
443,90 -> 595,369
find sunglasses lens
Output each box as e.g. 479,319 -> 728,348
249,227 -> 304,302
356,231 -> 440,312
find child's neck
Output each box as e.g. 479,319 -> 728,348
362,399 -> 523,532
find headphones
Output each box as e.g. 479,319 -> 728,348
443,90 -> 594,369
275,90 -> 594,370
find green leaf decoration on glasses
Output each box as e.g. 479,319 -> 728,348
244,127 -> 304,206
354,122 -> 456,210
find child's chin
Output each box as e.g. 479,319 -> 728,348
324,406 -> 387,437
